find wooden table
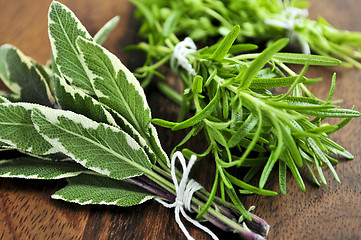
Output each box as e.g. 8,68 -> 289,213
0,0 -> 360,239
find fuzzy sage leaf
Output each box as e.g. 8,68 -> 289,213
0,157 -> 86,179
48,1 -> 94,93
31,107 -> 153,180
52,174 -> 154,207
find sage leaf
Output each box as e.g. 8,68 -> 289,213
0,96 -> 10,103
0,103 -> 55,155
0,157 -> 85,179
54,73 -> 158,164
76,36 -> 152,135
52,174 -> 154,207
48,1 -> 94,93
0,45 -> 55,106
54,73 -> 117,126
94,16 -> 120,45
76,36 -> 168,165
31,107 -> 153,180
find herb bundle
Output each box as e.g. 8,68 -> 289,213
0,2 -> 276,240
130,0 -> 361,69
130,2 -> 360,201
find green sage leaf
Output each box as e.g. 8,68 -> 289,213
0,157 -> 85,179
48,1 -> 94,93
54,73 -> 117,126
31,107 -> 153,180
0,45 -> 55,106
52,174 -> 154,206
0,103 -> 54,155
76,37 -> 151,135
94,16 -> 120,45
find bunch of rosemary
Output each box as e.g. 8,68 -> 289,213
0,2 -> 276,240
130,3 -> 360,201
130,0 -> 361,69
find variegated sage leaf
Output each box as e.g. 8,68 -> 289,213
48,1 -> 94,93
52,174 -> 154,207
54,73 -> 158,164
94,16 -> 120,45
76,37 -> 169,165
0,96 -> 10,103
0,157 -> 86,179
54,73 -> 117,126
0,45 -> 55,106
31,107 -> 153,180
0,103 -> 55,155
76,36 -> 151,135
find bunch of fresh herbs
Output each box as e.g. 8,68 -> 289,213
129,4 -> 360,199
0,2 -> 276,239
131,0 -> 361,69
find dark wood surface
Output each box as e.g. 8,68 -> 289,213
0,0 -> 360,239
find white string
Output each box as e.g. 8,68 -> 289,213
155,151 -> 219,240
171,37 -> 197,75
265,7 -> 311,54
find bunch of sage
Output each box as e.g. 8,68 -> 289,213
0,2 -> 275,240
130,0 -> 361,69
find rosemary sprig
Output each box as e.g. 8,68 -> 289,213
130,0 -> 361,69
130,3 -> 360,208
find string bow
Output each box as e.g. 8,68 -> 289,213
266,7 -> 311,54
155,151 -> 219,240
171,37 -> 197,75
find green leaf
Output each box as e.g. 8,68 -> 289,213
0,45 -> 55,106
308,138 -> 340,183
94,16 -> 120,45
192,75 -> 203,94
224,171 -> 277,196
279,160 -> 287,195
0,157 -> 85,179
300,108 -> 361,118
172,88 -> 221,130
228,113 -> 258,148
326,73 -> 336,104
228,44 -> 258,54
48,1 -> 94,93
162,10 -> 181,38
273,53 -> 341,66
31,107 -> 153,180
239,38 -> 289,89
76,37 -> 151,135
0,103 -> 54,155
52,174 -> 154,206
250,76 -> 307,89
53,73 -> 117,126
152,118 -> 177,128
0,96 -> 10,103
211,25 -> 240,62
281,150 -> 305,191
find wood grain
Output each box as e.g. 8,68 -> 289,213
0,0 -> 360,239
